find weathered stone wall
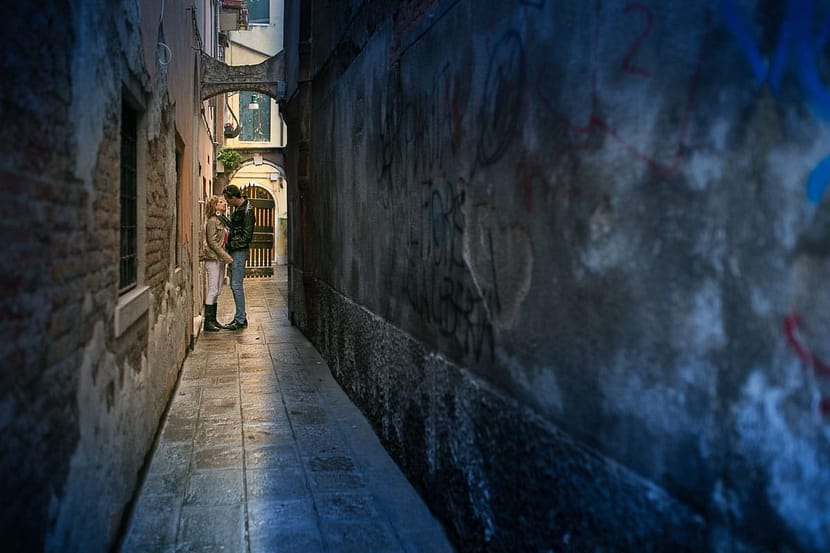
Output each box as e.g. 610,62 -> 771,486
0,1 -> 207,551
284,0 -> 830,551
0,2 -> 78,550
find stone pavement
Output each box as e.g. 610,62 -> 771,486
118,268 -> 454,553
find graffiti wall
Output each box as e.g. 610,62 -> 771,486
287,0 -> 830,550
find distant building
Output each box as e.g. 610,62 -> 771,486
219,0 -> 288,273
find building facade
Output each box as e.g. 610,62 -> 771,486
219,0 -> 288,271
0,1 -> 222,551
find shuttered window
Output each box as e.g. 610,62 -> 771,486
120,104 -> 138,292
240,91 -> 271,142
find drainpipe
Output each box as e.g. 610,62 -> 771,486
213,0 -> 219,58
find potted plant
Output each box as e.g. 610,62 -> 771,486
217,148 -> 243,173
224,121 -> 241,138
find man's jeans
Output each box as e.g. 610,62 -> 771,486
228,249 -> 249,324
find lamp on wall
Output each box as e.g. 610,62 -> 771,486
245,93 -> 266,141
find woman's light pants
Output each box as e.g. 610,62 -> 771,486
205,260 -> 225,304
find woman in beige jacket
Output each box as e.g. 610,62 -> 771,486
201,195 -> 234,331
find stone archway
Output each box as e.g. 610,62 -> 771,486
200,51 -> 286,103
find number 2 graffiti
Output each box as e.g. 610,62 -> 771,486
533,0 -> 707,175
722,0 -> 830,203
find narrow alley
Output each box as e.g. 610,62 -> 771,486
119,268 -> 453,552
5,1 -> 830,552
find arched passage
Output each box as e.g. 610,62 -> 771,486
233,163 -> 287,275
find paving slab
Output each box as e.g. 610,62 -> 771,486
119,267 -> 454,553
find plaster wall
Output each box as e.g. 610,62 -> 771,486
285,0 -> 830,551
228,0 -> 285,56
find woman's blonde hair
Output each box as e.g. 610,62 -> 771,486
205,195 -> 224,218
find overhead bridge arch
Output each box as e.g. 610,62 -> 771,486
200,50 -> 286,102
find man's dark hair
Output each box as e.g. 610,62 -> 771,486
223,184 -> 242,198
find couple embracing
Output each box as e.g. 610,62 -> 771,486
200,184 -> 255,332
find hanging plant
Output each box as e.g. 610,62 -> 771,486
224,121 -> 241,138
217,148 -> 243,173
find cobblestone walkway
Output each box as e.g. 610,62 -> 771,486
119,268 -> 454,553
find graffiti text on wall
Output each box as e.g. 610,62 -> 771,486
783,313 -> 830,416
477,31 -> 525,167
405,178 -> 495,363
722,0 -> 830,203
371,57 -> 496,362
374,63 -> 461,208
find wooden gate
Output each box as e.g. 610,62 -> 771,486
241,185 -> 274,277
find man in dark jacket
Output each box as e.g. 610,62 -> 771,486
222,184 -> 256,330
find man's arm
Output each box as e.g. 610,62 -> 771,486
241,204 -> 256,248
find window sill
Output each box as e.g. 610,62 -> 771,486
115,285 -> 149,337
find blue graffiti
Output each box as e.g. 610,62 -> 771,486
722,0 -> 830,203
807,155 -> 830,203
720,0 -> 767,83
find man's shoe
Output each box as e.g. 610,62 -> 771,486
226,320 -> 247,330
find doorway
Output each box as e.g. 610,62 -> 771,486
240,183 -> 275,277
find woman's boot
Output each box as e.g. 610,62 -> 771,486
204,304 -> 222,332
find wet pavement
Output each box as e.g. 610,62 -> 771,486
119,267 -> 454,553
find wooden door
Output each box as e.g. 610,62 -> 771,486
241,185 -> 274,277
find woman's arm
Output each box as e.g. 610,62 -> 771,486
206,217 -> 233,263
